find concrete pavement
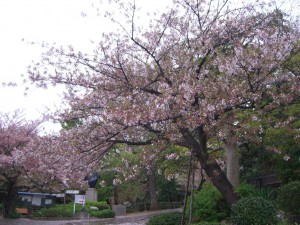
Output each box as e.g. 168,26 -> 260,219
0,208 -> 182,225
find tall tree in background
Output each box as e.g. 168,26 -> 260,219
28,0 -> 300,206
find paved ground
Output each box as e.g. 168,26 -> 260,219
0,208 -> 182,225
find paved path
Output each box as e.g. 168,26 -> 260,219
0,208 -> 182,225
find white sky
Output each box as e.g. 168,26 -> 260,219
0,0 -> 171,132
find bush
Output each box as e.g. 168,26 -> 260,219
32,203 -> 78,218
85,200 -> 109,211
89,209 -> 115,218
277,180 -> 300,215
89,206 -> 99,211
146,213 -> 182,225
8,211 -> 21,219
235,183 -> 276,202
32,207 -> 73,218
191,223 -> 222,225
231,196 -> 277,225
186,184 -> 229,223
235,183 -> 257,198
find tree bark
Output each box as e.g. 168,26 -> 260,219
149,170 -> 158,211
3,181 -> 18,218
224,142 -> 240,188
180,126 -> 238,206
202,161 -> 237,205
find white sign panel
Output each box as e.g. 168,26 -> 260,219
75,195 -> 85,205
65,190 -> 79,194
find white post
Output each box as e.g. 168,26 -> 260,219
73,200 -> 76,213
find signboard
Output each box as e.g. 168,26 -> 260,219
65,190 -> 79,194
75,195 -> 85,204
73,195 -> 85,213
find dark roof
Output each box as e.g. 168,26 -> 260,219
18,192 -> 56,197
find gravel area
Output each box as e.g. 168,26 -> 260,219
0,208 -> 182,225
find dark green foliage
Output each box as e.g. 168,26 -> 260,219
32,207 -> 73,218
191,223 -> 223,225
235,183 -> 276,202
157,176 -> 183,203
85,200 -> 109,211
8,211 -> 21,219
89,209 -> 115,218
277,181 -> 300,215
231,196 -> 277,225
146,213 -> 182,225
32,203 -> 79,218
235,183 -> 257,198
185,184 -> 229,223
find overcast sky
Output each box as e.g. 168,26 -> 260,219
0,0 -> 171,132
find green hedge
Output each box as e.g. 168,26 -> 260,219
85,200 -> 109,211
89,209 -> 115,218
8,211 -> 21,219
32,203 -> 79,218
186,184 -> 229,223
235,183 -> 257,198
231,196 -> 277,225
146,213 -> 182,225
277,181 -> 300,215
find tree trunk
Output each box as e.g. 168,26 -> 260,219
3,181 -> 18,218
149,171 -> 158,211
202,161 -> 237,205
224,142 -> 240,188
180,126 -> 238,206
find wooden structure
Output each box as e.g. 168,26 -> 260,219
15,208 -> 28,215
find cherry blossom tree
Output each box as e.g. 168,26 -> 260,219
27,0 -> 300,206
0,111 -> 93,217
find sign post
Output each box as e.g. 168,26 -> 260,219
65,190 -> 81,213
74,195 -> 86,213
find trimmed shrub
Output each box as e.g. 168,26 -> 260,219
146,213 -> 181,225
85,200 -> 109,211
32,203 -> 79,218
8,211 -> 21,219
191,223 -> 222,225
32,207 -> 73,218
231,196 -> 277,225
186,184 -> 229,223
89,209 -> 115,218
89,206 -> 99,211
277,180 -> 300,215
235,183 -> 256,198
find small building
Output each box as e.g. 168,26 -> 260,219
18,192 -> 58,208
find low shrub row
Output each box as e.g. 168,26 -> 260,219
146,213 -> 182,225
89,209 -> 115,218
31,201 -> 115,219
32,203 -> 76,218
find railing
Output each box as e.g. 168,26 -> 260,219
129,201 -> 183,212
247,174 -> 282,188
